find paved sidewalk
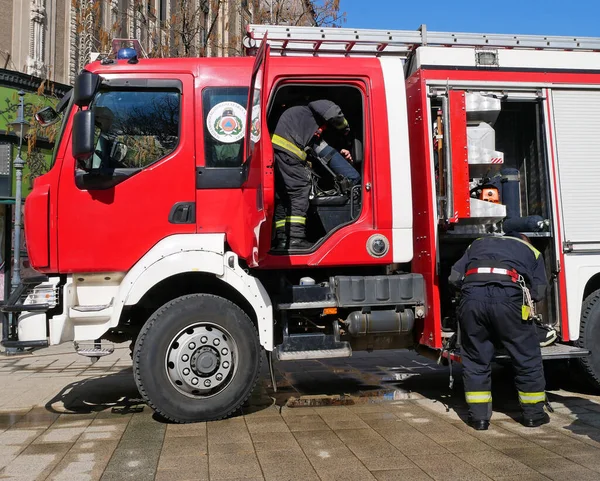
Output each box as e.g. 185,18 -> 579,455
1,344 -> 600,480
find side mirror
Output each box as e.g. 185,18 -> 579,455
73,71 -> 102,107
72,110 -> 95,166
34,106 -> 61,127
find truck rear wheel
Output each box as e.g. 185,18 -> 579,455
576,289 -> 600,390
133,293 -> 262,423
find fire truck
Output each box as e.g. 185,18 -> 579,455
2,24 -> 599,423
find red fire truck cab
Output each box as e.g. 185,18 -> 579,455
2,24 -> 598,423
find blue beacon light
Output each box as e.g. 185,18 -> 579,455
117,47 -> 138,61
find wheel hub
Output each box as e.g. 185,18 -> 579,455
166,323 -> 236,397
192,347 -> 219,376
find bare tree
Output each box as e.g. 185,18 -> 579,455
253,0 -> 345,27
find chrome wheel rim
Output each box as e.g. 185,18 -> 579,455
165,323 -> 237,398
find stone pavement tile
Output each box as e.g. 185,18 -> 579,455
283,414 -> 329,432
32,426 -> 87,444
156,453 -> 208,478
372,468 -> 435,481
567,454 -> 600,473
164,422 -> 207,438
257,449 -> 319,481
499,446 -> 562,462
0,412 -> 26,432
10,408 -> 60,429
376,427 -> 450,455
100,414 -> 165,481
293,429 -> 345,453
531,433 -> 593,453
251,431 -> 303,452
21,441 -> 73,457
435,436 -> 497,454
279,406 -> 318,417
208,451 -> 263,480
518,456 -> 592,475
242,405 -> 282,418
245,416 -> 290,434
360,454 -> 418,471
0,452 -> 64,481
49,414 -> 97,429
46,450 -> 112,481
79,424 -> 127,443
323,416 -> 370,430
335,427 -> 385,443
161,435 -> 207,457
99,447 -> 160,480
357,411 -> 399,421
542,466 -> 600,481
0,454 -> 17,471
89,415 -> 131,427
346,404 -> 394,414
67,440 -> 119,458
207,417 -> 253,445
208,442 -> 256,455
344,432 -> 411,459
100,467 -> 156,481
493,475 -> 551,481
0,428 -> 43,446
456,450 -> 540,477
310,458 -> 377,481
408,453 -> 493,481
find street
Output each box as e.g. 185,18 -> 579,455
1,344 -> 600,480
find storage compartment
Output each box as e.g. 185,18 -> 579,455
436,92 -> 560,332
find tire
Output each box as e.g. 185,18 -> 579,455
575,288 -> 600,391
133,293 -> 262,423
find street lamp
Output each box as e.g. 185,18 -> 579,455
9,91 -> 30,292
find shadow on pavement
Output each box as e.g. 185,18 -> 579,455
44,368 -> 146,416
44,367 -> 276,422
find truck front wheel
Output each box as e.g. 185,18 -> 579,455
133,293 -> 262,423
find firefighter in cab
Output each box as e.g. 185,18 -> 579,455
271,100 -> 360,250
449,232 -> 557,430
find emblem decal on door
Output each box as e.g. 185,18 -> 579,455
207,101 -> 246,143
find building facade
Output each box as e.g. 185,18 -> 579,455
0,0 -> 313,86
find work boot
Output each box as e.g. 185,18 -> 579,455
468,417 -> 490,431
536,324 -> 558,347
274,237 -> 313,251
286,237 -> 313,250
521,412 -> 550,428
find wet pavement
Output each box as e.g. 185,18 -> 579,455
1,344 -> 600,480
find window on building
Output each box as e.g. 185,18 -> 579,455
159,0 -> 167,23
89,89 -> 181,171
202,87 -> 249,167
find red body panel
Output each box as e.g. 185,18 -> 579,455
448,90 -> 470,222
405,73 -> 441,349
24,183 -> 50,269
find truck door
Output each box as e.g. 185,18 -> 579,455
243,36 -> 273,267
57,74 -> 196,272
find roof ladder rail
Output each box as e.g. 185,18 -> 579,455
245,24 -> 600,58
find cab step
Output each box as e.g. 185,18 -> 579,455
74,341 -> 114,359
494,343 -> 589,360
274,332 -> 352,361
276,346 -> 352,361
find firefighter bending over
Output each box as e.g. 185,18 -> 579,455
271,100 -> 361,250
449,232 -> 557,430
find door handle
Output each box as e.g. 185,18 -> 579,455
169,202 -> 196,224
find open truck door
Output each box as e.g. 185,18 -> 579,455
242,33 -> 273,267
